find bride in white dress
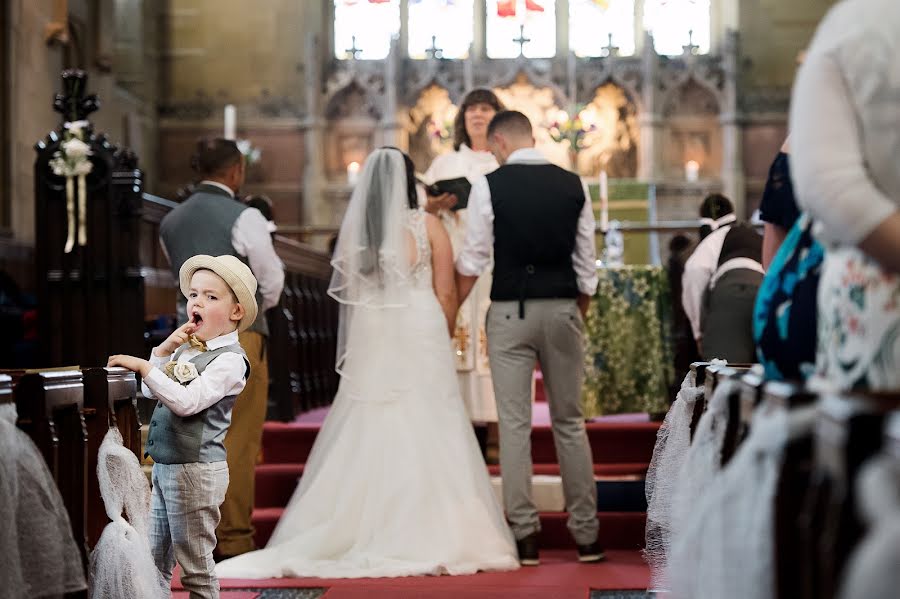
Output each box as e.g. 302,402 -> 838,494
216,148 -> 519,580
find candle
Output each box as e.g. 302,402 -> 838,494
685,160 -> 699,182
347,161 -> 360,186
224,104 -> 236,140
599,170 -> 609,232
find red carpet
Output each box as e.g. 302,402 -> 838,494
171,550 -> 650,598
220,400 -> 658,595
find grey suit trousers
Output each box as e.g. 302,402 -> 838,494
486,299 -> 599,545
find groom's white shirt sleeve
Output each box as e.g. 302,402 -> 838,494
456,175 -> 493,277
456,148 -> 599,297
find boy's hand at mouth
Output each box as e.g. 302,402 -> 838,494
154,321 -> 198,357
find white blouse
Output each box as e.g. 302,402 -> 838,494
423,143 -> 499,185
789,0 -> 900,246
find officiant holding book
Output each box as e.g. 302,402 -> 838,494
422,88 -> 504,430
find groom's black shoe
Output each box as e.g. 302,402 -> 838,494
516,532 -> 540,566
576,541 -> 606,563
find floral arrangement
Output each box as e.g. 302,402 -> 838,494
427,114 -> 455,144
49,122 -> 93,178
236,139 -> 262,166
49,120 -> 94,253
163,361 -> 199,385
547,106 -> 597,152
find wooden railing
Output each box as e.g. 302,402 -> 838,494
267,235 -> 339,419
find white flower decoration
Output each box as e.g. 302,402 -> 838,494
62,137 -> 92,159
173,362 -> 199,384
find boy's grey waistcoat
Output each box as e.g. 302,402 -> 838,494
146,343 -> 249,464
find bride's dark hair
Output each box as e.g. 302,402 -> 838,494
379,146 -> 418,210
360,147 -> 419,276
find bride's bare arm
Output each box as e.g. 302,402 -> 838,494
425,213 -> 459,334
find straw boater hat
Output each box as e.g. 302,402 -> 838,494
179,255 -> 259,332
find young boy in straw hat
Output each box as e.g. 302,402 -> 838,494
109,254 -> 258,598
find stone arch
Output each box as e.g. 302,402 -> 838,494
323,79 -> 381,182
405,84 -> 457,174
578,80 -> 640,178
494,73 -> 570,169
661,77 -> 722,181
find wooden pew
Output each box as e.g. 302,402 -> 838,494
719,364 -> 765,464
710,365 -> 753,466
270,236 -> 337,417
688,361 -> 711,440
82,366 -> 140,548
800,392 -> 900,599
0,373 -> 11,403
12,370 -> 89,571
761,380 -> 818,599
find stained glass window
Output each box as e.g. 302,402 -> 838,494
486,0 -> 557,59
408,0 -> 475,59
569,0 -> 635,57
334,0 -> 401,60
643,0 -> 710,56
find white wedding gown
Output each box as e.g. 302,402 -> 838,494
216,209 -> 519,579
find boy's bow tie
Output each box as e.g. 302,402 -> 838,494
188,334 -> 208,352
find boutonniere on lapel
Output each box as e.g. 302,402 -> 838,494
164,361 -> 199,385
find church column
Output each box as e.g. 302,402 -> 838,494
637,31 -> 663,181
720,29 -> 746,217
633,0 -> 646,54
302,33 -> 328,233
472,0 -> 486,60
557,0 -> 569,58
379,36 -> 404,150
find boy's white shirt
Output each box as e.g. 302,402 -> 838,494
141,329 -> 247,418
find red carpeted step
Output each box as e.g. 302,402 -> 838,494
485,462 -> 650,478
251,508 -> 646,551
256,463 -> 649,509
531,422 -> 660,465
254,463 -> 305,508
260,420 -> 660,466
260,422 -> 319,464
534,370 -> 545,402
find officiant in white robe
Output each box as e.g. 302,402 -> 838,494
422,89 -> 504,423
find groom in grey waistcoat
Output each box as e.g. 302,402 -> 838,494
455,111 -> 602,565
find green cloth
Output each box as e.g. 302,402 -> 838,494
582,265 -> 674,417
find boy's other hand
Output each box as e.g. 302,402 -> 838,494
155,321 -> 197,357
107,354 -> 151,377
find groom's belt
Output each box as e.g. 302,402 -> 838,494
490,263 -> 579,319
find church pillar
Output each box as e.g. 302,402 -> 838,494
557,0 -> 569,58
379,36 -> 404,150
302,33 -> 328,232
633,0 -> 646,54
637,32 -> 662,181
472,0 -> 486,60
720,29 -> 746,217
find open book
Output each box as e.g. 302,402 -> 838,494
416,175 -> 472,212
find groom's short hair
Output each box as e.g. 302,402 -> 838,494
487,110 -> 533,139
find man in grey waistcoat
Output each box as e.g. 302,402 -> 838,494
159,138 -> 284,560
455,111 -> 602,566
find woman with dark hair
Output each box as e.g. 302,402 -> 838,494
216,147 -> 518,580
421,88 -> 505,429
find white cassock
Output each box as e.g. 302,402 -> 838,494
423,144 -> 499,422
